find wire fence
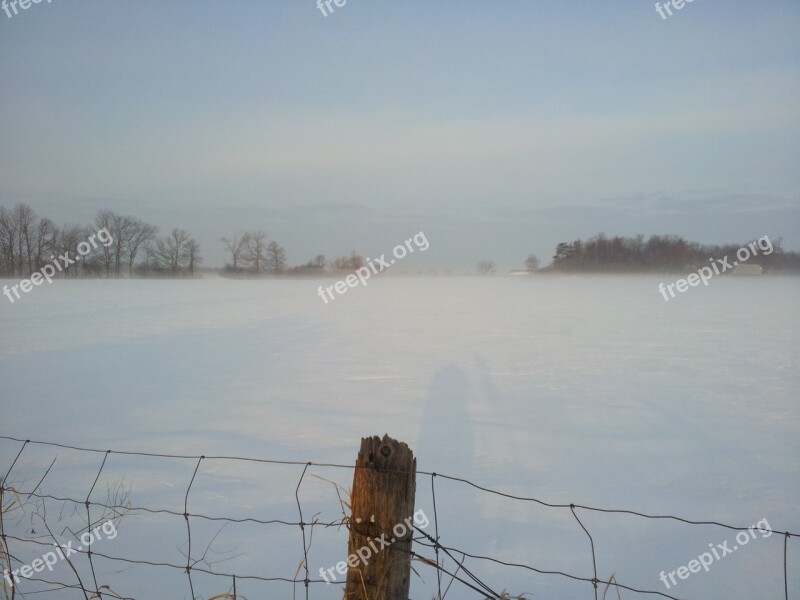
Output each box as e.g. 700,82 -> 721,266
0,434 -> 795,600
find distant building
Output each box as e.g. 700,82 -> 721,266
732,263 -> 764,275
507,270 -> 533,276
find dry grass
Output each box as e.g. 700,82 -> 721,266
0,474 -> 133,600
601,573 -> 623,599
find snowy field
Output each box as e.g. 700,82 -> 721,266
1,275 -> 798,599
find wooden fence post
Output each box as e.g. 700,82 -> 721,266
343,434 -> 417,600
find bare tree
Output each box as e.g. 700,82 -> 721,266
95,212 -> 145,277
154,228 -> 192,273
0,206 -> 17,276
332,252 -> 364,271
348,251 -> 364,270
56,224 -> 85,277
125,219 -> 158,277
186,239 -> 201,276
221,232 -> 248,271
94,210 -> 116,277
244,230 -> 268,273
266,241 -> 287,273
477,260 -> 497,275
32,218 -> 57,272
112,214 -> 136,277
524,254 -> 540,272
12,203 -> 36,276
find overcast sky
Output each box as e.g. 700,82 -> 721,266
1,0 -> 798,269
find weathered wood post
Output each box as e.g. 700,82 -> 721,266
343,434 -> 417,600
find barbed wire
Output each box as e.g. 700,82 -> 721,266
0,435 -> 795,600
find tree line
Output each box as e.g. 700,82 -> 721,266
0,203 -> 372,279
547,233 -> 800,273
0,204 -> 200,278
3,204 -> 799,278
219,234 -> 372,276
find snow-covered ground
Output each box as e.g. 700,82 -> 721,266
1,275 -> 798,599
